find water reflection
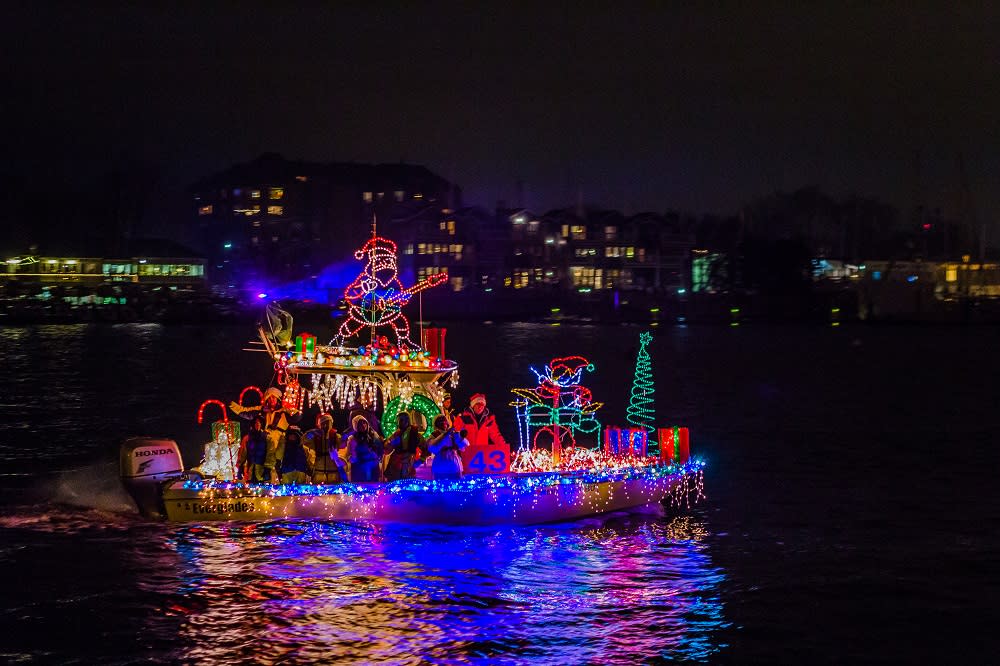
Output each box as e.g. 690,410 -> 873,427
148,514 -> 727,663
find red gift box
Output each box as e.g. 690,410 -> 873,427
658,426 -> 690,463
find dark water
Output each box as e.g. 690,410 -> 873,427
1,322 -> 998,664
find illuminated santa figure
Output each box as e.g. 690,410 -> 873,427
335,233 -> 447,350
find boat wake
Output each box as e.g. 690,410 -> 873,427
0,462 -> 141,534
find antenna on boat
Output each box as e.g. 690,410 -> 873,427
370,213 -> 377,348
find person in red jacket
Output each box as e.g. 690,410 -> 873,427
453,393 -> 508,448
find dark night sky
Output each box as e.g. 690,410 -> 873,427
4,3 -> 1000,226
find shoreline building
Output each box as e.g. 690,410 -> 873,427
190,153 -> 458,291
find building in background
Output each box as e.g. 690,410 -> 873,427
191,153 -> 459,292
2,239 -> 204,287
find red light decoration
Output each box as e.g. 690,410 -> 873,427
334,233 -> 447,350
197,399 -> 229,425
282,379 -> 304,412
658,426 -> 690,464
238,386 -> 263,408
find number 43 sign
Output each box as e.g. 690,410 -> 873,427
461,444 -> 510,475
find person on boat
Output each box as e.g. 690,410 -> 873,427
346,415 -> 383,482
345,401 -> 382,438
453,393 -> 508,448
305,413 -> 346,484
440,393 -> 455,426
237,415 -> 269,482
230,386 -> 287,480
276,417 -> 312,485
258,387 -> 290,481
427,414 -> 469,480
384,411 -> 424,482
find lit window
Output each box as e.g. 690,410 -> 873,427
626,247 -> 635,258
198,205 -> 213,215
414,193 -> 423,200
571,225 -> 586,240
528,220 -> 540,234
447,220 -> 456,235
946,268 -> 958,282
295,175 -> 308,182
394,190 -> 404,202
405,244 -> 414,255
251,190 -> 261,199
268,205 -> 283,215
439,221 -> 447,231
363,191 -> 373,203
417,243 -> 427,255
562,225 -> 569,238
604,225 -> 618,241
450,276 -> 464,291
377,192 -> 384,199
269,187 -> 284,200
252,220 -> 261,228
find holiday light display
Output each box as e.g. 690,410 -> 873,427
381,394 -> 440,437
282,379 -> 305,412
510,355 -> 603,464
658,426 -> 690,464
333,233 -> 447,350
604,426 -> 649,457
238,386 -> 263,408
195,400 -> 240,481
167,459 -> 706,522
143,225 -> 710,526
626,332 -> 656,444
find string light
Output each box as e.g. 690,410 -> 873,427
282,379 -> 305,412
626,331 -> 656,443
332,234 -> 447,350
238,386 -> 263,407
510,355 -> 603,457
175,459 -> 706,521
381,394 -> 440,437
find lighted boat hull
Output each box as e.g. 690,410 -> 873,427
160,464 -> 704,525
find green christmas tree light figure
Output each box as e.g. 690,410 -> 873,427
626,331 -> 656,446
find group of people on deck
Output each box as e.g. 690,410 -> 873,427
234,390 -> 507,485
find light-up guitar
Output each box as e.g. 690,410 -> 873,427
358,273 -> 448,324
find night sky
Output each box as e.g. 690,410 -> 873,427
4,4 -> 1000,226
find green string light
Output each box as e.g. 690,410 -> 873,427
626,331 -> 656,445
381,394 -> 440,438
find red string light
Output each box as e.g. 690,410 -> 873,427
334,234 -> 447,350
238,386 -> 263,407
197,399 -> 229,425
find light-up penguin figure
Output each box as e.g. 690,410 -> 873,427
334,234 -> 447,351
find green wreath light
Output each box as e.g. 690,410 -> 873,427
381,394 -> 440,438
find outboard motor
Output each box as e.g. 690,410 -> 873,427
120,437 -> 184,518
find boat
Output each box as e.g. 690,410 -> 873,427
119,226 -> 706,524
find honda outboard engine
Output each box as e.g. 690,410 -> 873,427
120,437 -> 184,518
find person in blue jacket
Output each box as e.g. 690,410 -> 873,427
427,415 -> 469,480
347,415 -> 383,483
